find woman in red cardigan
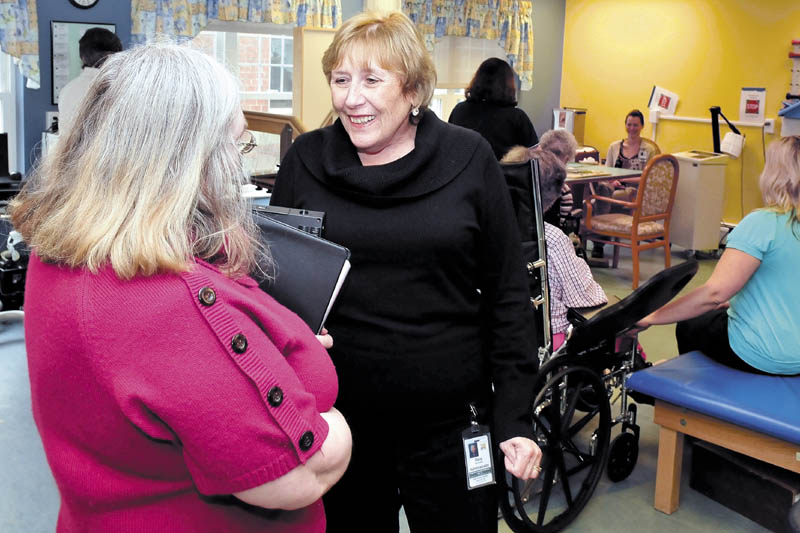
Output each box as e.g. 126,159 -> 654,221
10,43 -> 351,532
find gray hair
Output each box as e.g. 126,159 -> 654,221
11,42 -> 263,279
500,145 -> 566,211
533,150 -> 567,210
539,129 -> 579,165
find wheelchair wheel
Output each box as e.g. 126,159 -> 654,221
606,431 -> 639,482
500,362 -> 611,533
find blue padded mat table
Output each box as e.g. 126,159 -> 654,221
626,351 -> 800,445
626,351 -> 800,514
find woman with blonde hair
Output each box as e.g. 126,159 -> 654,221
12,43 -> 351,531
637,135 -> 800,375
271,11 -> 541,533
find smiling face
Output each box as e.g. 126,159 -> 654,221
330,53 -> 417,166
625,114 -> 644,139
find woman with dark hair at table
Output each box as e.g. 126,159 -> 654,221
272,11 -> 542,533
591,109 -> 660,258
448,57 -> 538,160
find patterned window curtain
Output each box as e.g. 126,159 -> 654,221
0,0 -> 39,87
403,0 -> 534,90
132,0 -> 341,46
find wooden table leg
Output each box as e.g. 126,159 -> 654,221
654,426 -> 684,514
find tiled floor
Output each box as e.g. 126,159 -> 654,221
403,244 -> 770,532
491,245 -> 769,532
0,245 -> 771,532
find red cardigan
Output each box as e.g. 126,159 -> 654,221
24,255 -> 337,532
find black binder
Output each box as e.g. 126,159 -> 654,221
252,211 -> 351,334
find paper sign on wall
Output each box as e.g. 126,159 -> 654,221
553,109 -> 574,131
739,87 -> 766,124
648,86 -> 679,116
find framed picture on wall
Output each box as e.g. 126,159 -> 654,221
51,21 -> 116,105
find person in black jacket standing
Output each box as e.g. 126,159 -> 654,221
271,11 -> 541,533
448,57 -> 538,160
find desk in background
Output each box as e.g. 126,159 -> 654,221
566,162 -> 642,214
566,162 -> 642,185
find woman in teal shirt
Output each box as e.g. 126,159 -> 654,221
637,135 -> 800,375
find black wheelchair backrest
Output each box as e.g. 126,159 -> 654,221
567,259 -> 699,355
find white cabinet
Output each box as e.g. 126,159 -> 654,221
671,151 -> 728,252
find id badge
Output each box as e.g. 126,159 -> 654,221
462,424 -> 496,490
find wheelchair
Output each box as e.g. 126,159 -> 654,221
498,159 -> 698,532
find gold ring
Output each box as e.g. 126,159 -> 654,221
534,465 -> 542,473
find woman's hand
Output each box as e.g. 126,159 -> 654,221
499,437 -> 543,480
632,315 -> 653,332
316,328 -> 333,349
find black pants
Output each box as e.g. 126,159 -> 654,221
675,308 -> 767,374
323,408 -> 498,533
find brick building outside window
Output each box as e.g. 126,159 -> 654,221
190,30 -> 293,174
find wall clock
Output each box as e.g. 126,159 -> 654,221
69,0 -> 99,8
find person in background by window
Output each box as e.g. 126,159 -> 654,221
12,43 -> 351,531
271,11 -> 542,533
591,109 -> 660,258
57,28 -> 122,137
448,57 -> 537,160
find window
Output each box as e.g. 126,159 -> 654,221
0,52 -> 17,173
190,27 -> 295,175
269,36 -> 293,94
430,88 -> 465,122
190,30 -> 293,115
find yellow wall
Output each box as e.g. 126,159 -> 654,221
562,0 -> 800,222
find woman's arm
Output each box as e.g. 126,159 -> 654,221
547,228 -> 606,309
637,248 -> 760,327
605,144 -> 616,168
233,407 -> 352,511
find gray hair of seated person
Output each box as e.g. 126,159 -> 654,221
501,146 -> 566,211
760,135 -> 800,220
538,129 -> 579,165
10,42 -> 264,280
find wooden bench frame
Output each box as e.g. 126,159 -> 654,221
652,400 -> 800,514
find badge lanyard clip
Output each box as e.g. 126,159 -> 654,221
469,403 -> 480,433
462,402 -> 496,489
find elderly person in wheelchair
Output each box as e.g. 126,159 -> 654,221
497,146 -> 698,533
500,146 -> 606,351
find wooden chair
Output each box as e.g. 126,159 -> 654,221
574,144 -> 600,163
581,154 -> 679,288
